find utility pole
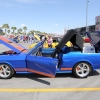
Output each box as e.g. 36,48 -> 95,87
86,0 -> 89,32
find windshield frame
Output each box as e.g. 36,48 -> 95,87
27,41 -> 43,55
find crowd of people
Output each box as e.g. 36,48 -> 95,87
40,34 -> 53,48
8,35 -> 37,44
6,34 -> 54,48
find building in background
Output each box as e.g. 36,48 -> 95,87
95,15 -> 100,31
73,15 -> 100,36
74,25 -> 95,36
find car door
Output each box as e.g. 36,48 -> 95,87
26,55 -> 58,78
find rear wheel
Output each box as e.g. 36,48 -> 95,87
0,64 -> 14,79
73,62 -> 92,78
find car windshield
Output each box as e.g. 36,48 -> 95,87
90,32 -> 97,35
89,32 -> 100,37
27,42 -> 43,54
53,37 -> 62,42
58,37 -> 62,42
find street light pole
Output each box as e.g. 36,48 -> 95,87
86,0 -> 89,32
68,19 -> 69,30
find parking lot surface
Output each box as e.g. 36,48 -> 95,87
0,42 -> 100,100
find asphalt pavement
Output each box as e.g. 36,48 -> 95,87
0,42 -> 100,100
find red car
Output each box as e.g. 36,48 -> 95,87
83,36 -> 90,42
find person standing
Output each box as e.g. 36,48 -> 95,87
31,35 -> 35,44
41,34 -> 47,41
29,36 -> 32,45
47,36 -> 53,48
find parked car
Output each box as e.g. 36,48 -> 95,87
28,36 -> 73,49
83,36 -> 90,42
9,36 -> 19,43
0,30 -> 100,79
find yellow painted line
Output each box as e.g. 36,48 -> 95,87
0,88 -> 100,92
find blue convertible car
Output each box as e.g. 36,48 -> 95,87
0,30 -> 100,79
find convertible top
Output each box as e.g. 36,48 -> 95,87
52,29 -> 84,57
0,36 -> 27,53
86,32 -> 100,52
56,29 -> 83,51
86,32 -> 100,46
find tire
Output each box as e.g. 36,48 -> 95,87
0,63 -> 14,79
73,62 -> 92,78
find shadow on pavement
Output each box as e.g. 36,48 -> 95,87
13,73 -> 74,78
29,77 -> 50,85
89,70 -> 100,76
14,74 -> 51,85
13,70 -> 100,84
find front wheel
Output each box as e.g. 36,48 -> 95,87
73,62 -> 92,78
0,64 -> 14,79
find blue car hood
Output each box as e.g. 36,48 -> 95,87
0,36 -> 26,53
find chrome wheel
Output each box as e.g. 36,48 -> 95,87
73,62 -> 92,78
0,64 -> 13,79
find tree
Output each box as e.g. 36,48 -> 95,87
43,32 -> 47,35
11,27 -> 17,34
17,28 -> 22,34
29,30 -> 34,35
23,26 -> 27,34
35,31 -> 41,34
7,30 -> 10,34
34,30 -> 39,35
17,29 -> 20,34
2,24 -> 9,34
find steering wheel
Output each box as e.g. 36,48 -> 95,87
36,51 -> 42,56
